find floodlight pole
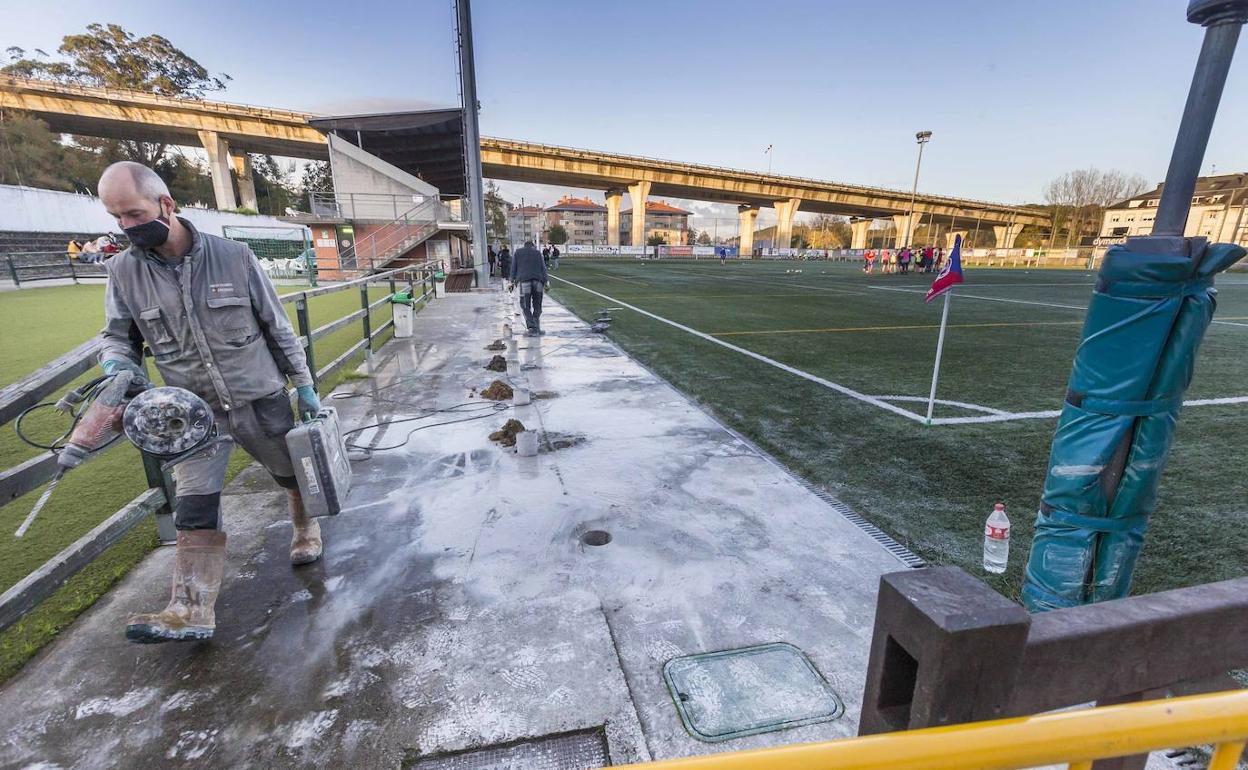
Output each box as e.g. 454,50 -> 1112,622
1095,0 -> 1248,508
1151,1 -> 1246,238
903,131 -> 932,248
455,0 -> 490,287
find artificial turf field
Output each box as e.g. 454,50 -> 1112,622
549,257 -> 1248,600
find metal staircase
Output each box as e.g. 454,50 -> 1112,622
338,198 -> 451,274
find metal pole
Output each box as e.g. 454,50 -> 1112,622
903,132 -> 931,247
925,291 -> 952,424
295,296 -> 317,390
1152,6 -> 1245,237
360,283 -> 373,359
456,0 -> 490,287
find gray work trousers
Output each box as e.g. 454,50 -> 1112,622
174,390 -> 298,530
519,280 -> 544,331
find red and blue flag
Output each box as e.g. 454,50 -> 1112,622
925,234 -> 965,302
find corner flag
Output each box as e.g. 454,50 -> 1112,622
925,234 -> 965,302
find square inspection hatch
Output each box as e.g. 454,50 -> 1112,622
403,727 -> 609,769
662,642 -> 844,743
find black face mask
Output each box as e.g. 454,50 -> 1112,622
124,214 -> 171,250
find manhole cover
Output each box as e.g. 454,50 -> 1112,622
404,727 -> 608,769
662,642 -> 843,742
581,530 -> 611,546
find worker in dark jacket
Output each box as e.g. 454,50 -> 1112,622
509,240 -> 549,335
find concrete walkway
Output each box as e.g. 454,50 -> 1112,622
0,290 -> 1149,768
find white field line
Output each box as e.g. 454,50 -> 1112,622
556,274 -> 1248,426
924,395 -> 1248,426
869,284 -> 1087,310
551,275 -> 929,423
872,395 -> 1008,415
869,284 -> 1246,327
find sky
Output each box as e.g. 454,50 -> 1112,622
3,0 -> 1246,226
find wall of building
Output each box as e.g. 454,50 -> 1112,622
0,184 -> 306,237
328,133 -> 439,221
1101,201 -> 1248,243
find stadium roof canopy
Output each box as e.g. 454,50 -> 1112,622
308,108 -> 468,196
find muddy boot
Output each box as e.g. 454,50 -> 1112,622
288,489 -> 322,566
126,530 -> 227,643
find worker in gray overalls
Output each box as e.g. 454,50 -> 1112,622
96,161 -> 324,644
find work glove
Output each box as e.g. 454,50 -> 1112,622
101,358 -> 151,396
296,385 -> 322,422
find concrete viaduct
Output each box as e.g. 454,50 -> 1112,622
0,75 -> 1046,249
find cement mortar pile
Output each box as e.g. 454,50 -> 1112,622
488,419 -> 526,447
480,380 -> 513,400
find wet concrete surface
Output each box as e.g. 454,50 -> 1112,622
0,288 -> 1176,769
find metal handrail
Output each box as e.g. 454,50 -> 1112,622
619,690 -> 1248,770
339,199 -> 444,272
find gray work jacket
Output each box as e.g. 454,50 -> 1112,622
98,217 -> 312,411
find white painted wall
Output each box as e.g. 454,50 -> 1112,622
328,133 -> 439,221
0,184 -> 308,237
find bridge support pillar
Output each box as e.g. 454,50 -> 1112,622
627,181 -> 651,246
198,130 -> 238,211
230,151 -> 258,212
892,212 -> 922,247
605,188 -> 623,246
850,218 -> 872,250
993,223 -> 1024,248
738,205 -> 760,258
945,230 -> 969,251
773,198 -> 801,249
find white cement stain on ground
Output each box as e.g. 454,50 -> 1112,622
283,709 -> 339,750
165,729 -> 219,760
73,687 -> 160,720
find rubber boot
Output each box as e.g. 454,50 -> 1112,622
126,529 -> 226,643
288,489 -> 322,566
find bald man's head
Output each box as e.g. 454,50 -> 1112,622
99,161 -> 175,231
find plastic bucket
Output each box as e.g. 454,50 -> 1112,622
513,388 -> 531,406
515,430 -> 539,456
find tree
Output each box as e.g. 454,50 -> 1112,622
4,25 -> 230,170
646,233 -> 667,246
484,180 -> 508,244
4,25 -> 230,97
297,160 -> 333,211
1044,168 -> 1150,246
251,154 -> 298,215
803,214 -> 852,248
696,231 -> 712,245
547,223 -> 568,245
686,227 -> 699,245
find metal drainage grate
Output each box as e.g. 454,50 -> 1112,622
663,642 -> 844,743
404,727 -> 609,769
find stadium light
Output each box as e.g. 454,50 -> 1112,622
903,131 -> 933,247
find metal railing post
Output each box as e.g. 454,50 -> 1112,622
295,296 -> 317,390
360,283 -> 373,359
6,255 -> 20,287
65,254 -> 78,285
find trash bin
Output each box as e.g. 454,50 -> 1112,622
433,270 -> 447,298
392,291 -> 415,338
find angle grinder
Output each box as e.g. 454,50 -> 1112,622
14,375 -> 218,537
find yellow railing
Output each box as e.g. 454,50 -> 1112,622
617,690 -> 1248,770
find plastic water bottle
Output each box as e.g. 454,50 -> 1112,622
983,503 -> 1010,574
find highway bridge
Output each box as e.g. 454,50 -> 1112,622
1,75 -> 1046,248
